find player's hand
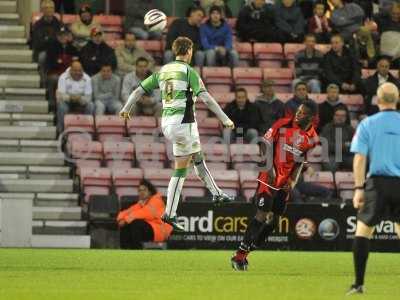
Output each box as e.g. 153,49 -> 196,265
353,189 -> 365,210
223,119 -> 234,129
119,110 -> 131,120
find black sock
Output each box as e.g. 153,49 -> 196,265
254,222 -> 275,247
240,218 -> 264,251
353,236 -> 370,286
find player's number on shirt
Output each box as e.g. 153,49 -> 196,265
165,81 -> 174,104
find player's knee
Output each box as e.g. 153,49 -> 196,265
355,220 -> 375,239
193,151 -> 204,165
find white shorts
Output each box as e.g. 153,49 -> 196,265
162,123 -> 201,157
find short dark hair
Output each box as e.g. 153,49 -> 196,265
209,5 -> 222,15
186,6 -> 205,18
235,87 -> 248,96
172,37 -> 193,56
377,55 -> 392,65
304,33 -> 316,41
139,179 -> 157,196
313,1 -> 326,10
331,33 -> 344,42
295,81 -> 307,90
123,31 -> 136,39
100,63 -> 113,70
135,57 -> 149,65
302,101 -> 317,116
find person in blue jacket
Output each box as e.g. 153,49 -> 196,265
200,5 -> 239,67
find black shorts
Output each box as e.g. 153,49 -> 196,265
358,176 -> 400,226
254,189 -> 289,215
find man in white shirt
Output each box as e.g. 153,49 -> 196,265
56,60 -> 94,132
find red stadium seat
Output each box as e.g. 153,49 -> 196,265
307,145 -> 323,163
135,142 -> 166,162
202,67 -> 233,92
205,162 -> 229,171
113,168 -> 143,187
106,39 -> 124,49
197,117 -> 221,136
70,141 -> 103,160
212,170 -> 240,196
103,141 -> 134,162
202,143 -> 230,163
143,168 -> 173,188
263,68 -> 293,92
182,187 -> 206,200
95,115 -> 126,134
304,171 -> 334,189
75,159 -> 102,176
84,186 -> 110,203
335,171 -> 354,190
95,15 -> 122,26
115,187 -> 139,199
131,134 -> 158,144
341,95 -> 364,112
235,42 -> 253,66
127,116 -> 157,135
80,167 -> 112,188
138,160 -> 165,169
233,67 -> 263,92
136,40 -> 163,60
254,43 -> 284,68
226,18 -> 237,30
64,114 -> 95,134
284,43 -> 305,61
232,162 -> 258,170
106,160 -> 133,170
239,169 -> 258,190
275,93 -> 293,103
230,144 -> 260,163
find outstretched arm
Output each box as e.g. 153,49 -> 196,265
119,86 -> 146,119
198,91 -> 234,128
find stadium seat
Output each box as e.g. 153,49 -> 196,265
230,143 -> 260,163
106,39 -> 124,49
202,67 -> 232,93
284,43 -> 305,61
275,93 -> 293,103
80,167 -> 112,188
83,186 -> 109,203
136,40 -> 163,61
204,162 -> 229,171
75,159 -> 102,175
233,67 -> 263,93
66,133 -> 93,153
212,170 -> 240,196
64,114 -> 95,134
181,187 -> 206,200
239,169 -> 258,190
143,168 -> 172,188
226,18 -> 237,31
95,115 -> 126,142
135,142 -> 166,162
341,94 -> 364,112
127,116 -> 157,135
263,68 -> 293,92
106,160 -> 133,170
103,141 -> 134,164
232,162 -> 258,170
197,117 -> 221,136
113,168 -> 143,187
315,44 -> 331,54
96,15 -> 122,26
202,143 -> 230,163
307,145 -> 323,163
235,42 -> 253,66
253,43 -> 284,68
70,141 -> 103,160
209,92 -> 234,108
304,171 -> 334,189
335,171 -> 354,190
131,134 -> 158,144
138,160 -> 165,169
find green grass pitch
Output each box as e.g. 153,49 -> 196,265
0,249 -> 399,300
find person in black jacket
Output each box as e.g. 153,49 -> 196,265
318,83 -> 350,131
223,87 -> 260,143
274,0 -> 305,43
322,34 -> 362,93
80,28 -> 117,76
236,0 -> 277,42
46,27 -> 79,112
362,56 -> 400,115
164,6 -> 205,66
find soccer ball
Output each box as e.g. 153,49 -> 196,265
144,9 -> 167,32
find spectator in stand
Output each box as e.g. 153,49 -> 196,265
254,80 -> 285,134
70,4 -> 101,49
353,26 -> 378,68
321,106 -> 354,172
330,0 -> 365,42
236,0 -> 277,42
117,179 -> 173,249
80,28 -> 117,76
274,0 -> 305,43
308,1 -> 332,43
200,6 -> 239,67
363,56 -> 400,115
200,0 -> 233,18
323,34 -> 362,94
56,61 -> 93,133
124,0 -> 161,40
353,0 -> 374,19
122,57 -> 161,117
164,6 -> 205,66
92,64 -> 122,116
115,32 -> 155,77
53,0 -> 75,14
224,88 -> 260,143
31,0 -> 62,86
375,2 -> 400,33
285,81 -> 319,128
46,27 -> 79,112
293,34 -> 324,93
377,0 -> 397,15
318,83 -> 350,130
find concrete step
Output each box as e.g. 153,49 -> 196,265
0,62 -> 38,75
0,179 -> 73,193
0,38 -> 28,49
0,166 -> 27,176
33,220 -> 87,235
0,75 -> 40,88
12,114 -> 54,127
2,88 -> 46,100
36,193 -> 79,207
0,152 -> 64,165
0,100 -> 48,114
0,192 -> 34,199
0,49 -> 32,63
0,1 -> 16,14
28,166 -> 70,179
33,206 -> 82,220
0,126 -> 56,139
0,138 -> 18,151
20,139 -> 58,152
0,25 -> 24,39
0,13 -> 18,25
31,234 -> 90,248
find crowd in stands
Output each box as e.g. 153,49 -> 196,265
29,0 -> 400,177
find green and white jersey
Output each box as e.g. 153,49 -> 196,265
140,60 -> 206,126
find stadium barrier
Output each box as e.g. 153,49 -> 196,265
168,202 -> 399,252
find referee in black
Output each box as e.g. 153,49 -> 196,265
347,82 -> 400,295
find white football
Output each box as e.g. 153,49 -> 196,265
144,9 -> 167,32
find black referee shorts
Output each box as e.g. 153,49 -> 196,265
358,176 -> 400,226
